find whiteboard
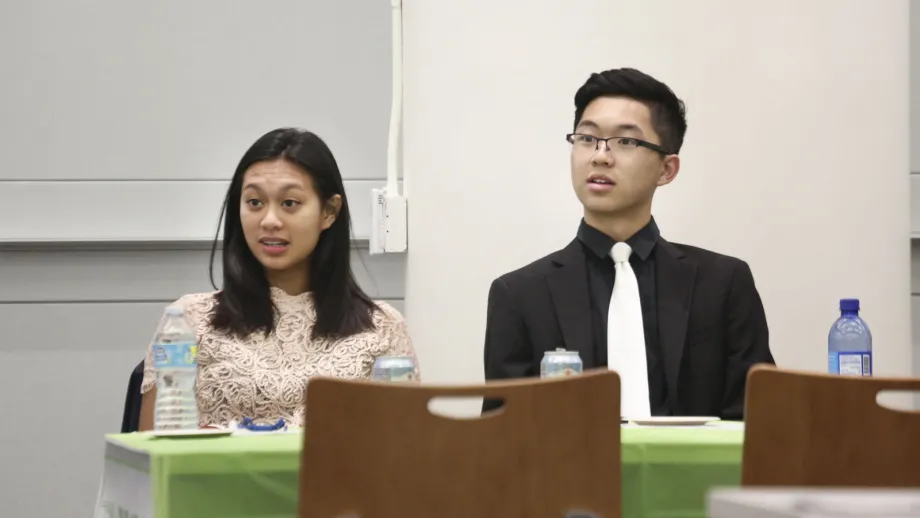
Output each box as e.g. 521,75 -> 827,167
0,0 -> 393,241
0,179 -> 396,243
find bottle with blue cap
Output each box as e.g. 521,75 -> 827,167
151,305 -> 199,429
827,298 -> 872,376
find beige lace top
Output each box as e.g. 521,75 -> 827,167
141,288 -> 418,427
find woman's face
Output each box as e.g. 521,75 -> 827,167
239,159 -> 340,289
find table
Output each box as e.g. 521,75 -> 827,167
95,425 -> 743,518
708,488 -> 920,518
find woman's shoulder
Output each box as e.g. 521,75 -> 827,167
169,291 -> 220,327
369,300 -> 412,341
368,300 -> 416,365
371,300 -> 406,327
171,291 -> 219,310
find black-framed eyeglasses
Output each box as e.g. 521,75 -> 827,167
565,133 -> 674,155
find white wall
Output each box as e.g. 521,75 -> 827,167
404,0 -> 911,390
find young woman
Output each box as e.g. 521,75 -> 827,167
139,128 -> 418,429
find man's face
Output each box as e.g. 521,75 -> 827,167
570,96 -> 678,219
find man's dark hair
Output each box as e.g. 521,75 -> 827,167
573,68 -> 687,154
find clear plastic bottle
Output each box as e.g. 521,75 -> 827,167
827,298 -> 872,376
152,306 -> 199,429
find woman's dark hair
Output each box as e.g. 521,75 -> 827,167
208,128 -> 378,339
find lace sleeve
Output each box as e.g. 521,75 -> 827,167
374,303 -> 421,380
140,293 -> 212,394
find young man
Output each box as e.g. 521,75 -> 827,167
482,68 -> 774,420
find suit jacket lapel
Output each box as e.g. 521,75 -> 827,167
655,238 -> 696,405
545,239 -> 595,366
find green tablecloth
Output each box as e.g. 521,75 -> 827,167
100,425 -> 743,518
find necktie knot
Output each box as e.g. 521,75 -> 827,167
611,242 -> 632,264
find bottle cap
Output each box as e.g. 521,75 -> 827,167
164,305 -> 185,316
839,298 -> 860,312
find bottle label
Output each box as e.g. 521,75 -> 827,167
828,351 -> 872,376
153,342 -> 198,369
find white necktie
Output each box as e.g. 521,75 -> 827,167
608,242 -> 651,418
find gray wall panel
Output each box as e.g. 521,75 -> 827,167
1,300 -> 408,357
385,299 -> 406,316
0,297 -> 406,517
1,302 -> 166,352
0,245 -> 405,518
0,350 -> 139,518
0,247 -> 406,302
912,240 -> 920,294
912,174 -> 920,234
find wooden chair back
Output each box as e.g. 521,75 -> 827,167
742,365 -> 920,487
299,369 -> 621,518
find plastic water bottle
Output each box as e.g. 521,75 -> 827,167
828,298 -> 872,376
152,306 -> 199,430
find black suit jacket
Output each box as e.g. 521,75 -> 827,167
483,237 -> 774,420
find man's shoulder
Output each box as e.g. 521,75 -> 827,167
665,239 -> 751,273
491,241 -> 576,288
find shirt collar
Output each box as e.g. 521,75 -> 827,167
576,217 -> 660,261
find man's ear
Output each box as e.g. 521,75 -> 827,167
321,194 -> 342,230
657,155 -> 680,187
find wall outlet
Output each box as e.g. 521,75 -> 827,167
369,188 -> 408,255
